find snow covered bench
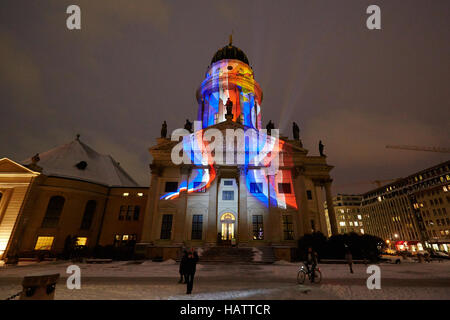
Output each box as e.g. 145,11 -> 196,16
85,258 -> 113,264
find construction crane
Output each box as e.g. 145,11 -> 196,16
386,145 -> 450,153
336,179 -> 397,188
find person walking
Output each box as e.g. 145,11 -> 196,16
178,250 -> 188,284
185,248 -> 199,294
345,247 -> 354,274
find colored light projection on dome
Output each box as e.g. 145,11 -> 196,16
197,60 -> 262,130
160,127 -> 298,210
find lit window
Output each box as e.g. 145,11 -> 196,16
34,236 -> 54,250
137,193 -> 144,197
339,222 -> 346,226
360,229 -> 364,234
76,237 -> 87,246
354,221 -> 359,226
123,192 -> 129,197
357,215 -> 362,220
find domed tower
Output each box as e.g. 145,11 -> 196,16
196,36 -> 263,129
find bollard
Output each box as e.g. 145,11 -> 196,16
19,273 -> 60,300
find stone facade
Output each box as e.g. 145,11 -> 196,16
138,42 -> 336,260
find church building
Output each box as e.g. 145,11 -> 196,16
137,38 -> 337,261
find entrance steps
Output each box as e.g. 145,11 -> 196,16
175,246 -> 276,264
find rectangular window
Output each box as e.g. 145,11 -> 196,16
126,206 -> 134,221
191,215 -> 203,240
252,215 -> 264,240
193,181 -> 206,193
250,182 -> 263,194
224,180 -> 233,186
278,183 -> 291,194
222,191 -> 234,200
119,205 -> 127,221
34,236 -> 54,250
282,215 -> 294,240
133,206 -> 140,221
160,214 -> 173,239
306,190 -> 313,200
165,182 -> 178,192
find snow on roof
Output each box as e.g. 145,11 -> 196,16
22,138 -> 140,187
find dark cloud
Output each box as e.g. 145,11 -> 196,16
0,0 -> 449,193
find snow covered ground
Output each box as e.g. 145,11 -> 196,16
0,260 -> 449,300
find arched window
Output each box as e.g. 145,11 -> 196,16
80,200 -> 97,230
41,196 -> 65,228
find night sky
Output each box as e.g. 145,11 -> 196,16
1,0 -> 449,194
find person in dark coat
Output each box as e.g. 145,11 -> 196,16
305,247 -> 318,283
178,250 -> 188,283
345,247 -> 354,273
185,248 -> 199,294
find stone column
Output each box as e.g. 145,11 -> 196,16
294,167 -> 311,235
267,174 -> 281,243
238,166 -> 249,244
206,168 -> 219,244
324,180 -> 338,235
140,164 -> 162,242
174,165 -> 190,244
292,167 -> 306,237
313,182 -> 327,234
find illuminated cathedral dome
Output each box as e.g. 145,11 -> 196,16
210,35 -> 249,65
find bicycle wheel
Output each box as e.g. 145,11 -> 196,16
313,270 -> 322,284
297,270 -> 306,284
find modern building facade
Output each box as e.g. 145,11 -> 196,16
326,194 -> 364,235
0,137 -> 147,262
138,39 -> 337,260
360,160 -> 450,253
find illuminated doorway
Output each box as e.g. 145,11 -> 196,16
220,213 -> 235,240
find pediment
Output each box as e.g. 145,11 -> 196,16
0,158 -> 39,174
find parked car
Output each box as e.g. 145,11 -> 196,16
431,251 -> 450,260
380,253 -> 416,264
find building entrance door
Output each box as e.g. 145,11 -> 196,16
220,213 -> 235,241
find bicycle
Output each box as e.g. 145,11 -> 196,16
297,263 -> 322,284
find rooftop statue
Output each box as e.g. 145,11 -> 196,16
319,140 -> 325,157
161,121 -> 167,138
266,120 -> 275,135
293,122 -> 300,140
184,119 -> 193,133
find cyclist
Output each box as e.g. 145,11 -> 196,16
304,247 -> 318,282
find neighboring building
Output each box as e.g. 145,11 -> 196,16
360,160 -> 450,253
138,39 -> 337,261
0,136 -> 147,261
325,194 -> 364,234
